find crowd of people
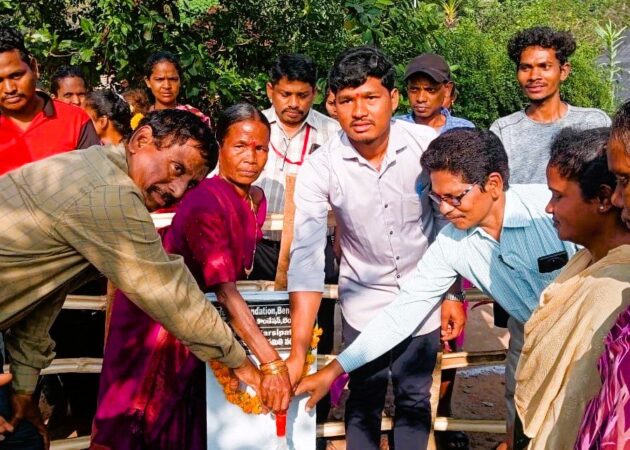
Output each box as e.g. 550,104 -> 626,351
0,21 -> 628,450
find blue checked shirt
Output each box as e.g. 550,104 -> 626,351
396,107 -> 474,134
337,184 -> 578,372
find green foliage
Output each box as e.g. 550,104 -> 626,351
1,0 -> 626,123
435,20 -> 518,127
197,0 -> 353,112
178,0 -> 218,19
429,0 -> 623,126
596,20 -> 628,111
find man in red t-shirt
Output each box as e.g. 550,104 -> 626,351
0,27 -> 99,176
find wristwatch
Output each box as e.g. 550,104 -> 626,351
443,291 -> 466,302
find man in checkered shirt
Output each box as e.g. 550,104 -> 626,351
0,110 -> 261,445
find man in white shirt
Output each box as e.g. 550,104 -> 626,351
251,53 -> 340,281
252,53 -> 341,424
286,46 -> 465,450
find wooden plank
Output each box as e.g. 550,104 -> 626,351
434,417 -> 506,433
47,417 -> 504,447
441,350 -> 507,370
63,295 -> 107,311
316,417 -> 506,437
316,351 -> 506,370
261,210 -> 337,232
153,211 -> 337,232
274,174 -> 296,290
3,358 -> 103,375
50,436 -> 91,450
63,285 -> 485,310
47,416 -> 505,446
6,350 -> 504,376
104,281 -> 117,346
428,352 -> 442,450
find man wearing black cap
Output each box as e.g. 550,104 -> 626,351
397,53 -> 474,450
397,53 -> 474,134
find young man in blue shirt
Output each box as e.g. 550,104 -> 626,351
297,128 -> 577,449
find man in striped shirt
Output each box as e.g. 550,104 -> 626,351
251,53 -> 340,281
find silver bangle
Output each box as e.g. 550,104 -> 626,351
443,291 -> 466,302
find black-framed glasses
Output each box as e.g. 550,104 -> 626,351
428,184 -> 477,207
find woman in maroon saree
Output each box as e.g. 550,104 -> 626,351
91,103 -> 291,450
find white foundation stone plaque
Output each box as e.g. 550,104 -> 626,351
206,291 -> 316,450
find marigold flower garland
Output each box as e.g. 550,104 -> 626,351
210,327 -> 323,415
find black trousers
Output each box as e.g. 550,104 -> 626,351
44,278 -> 106,436
343,321 -> 440,450
0,352 -> 44,449
513,413 -> 531,450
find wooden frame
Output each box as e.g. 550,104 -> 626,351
41,212 -> 506,448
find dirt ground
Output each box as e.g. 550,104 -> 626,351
324,301 -> 510,450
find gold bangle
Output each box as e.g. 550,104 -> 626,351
262,367 -> 288,376
260,359 -> 287,375
260,359 -> 285,369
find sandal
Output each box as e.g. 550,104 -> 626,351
435,430 -> 470,449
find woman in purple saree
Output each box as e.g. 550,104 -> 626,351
575,305 -> 630,449
91,103 -> 291,450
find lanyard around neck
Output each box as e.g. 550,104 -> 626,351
270,124 -> 311,167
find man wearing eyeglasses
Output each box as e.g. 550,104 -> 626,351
296,128 -> 577,450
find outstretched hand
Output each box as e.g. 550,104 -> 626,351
260,370 -> 292,413
9,388 -> 50,449
441,299 -> 466,342
232,358 -> 263,397
294,360 -> 345,412
0,374 -> 14,438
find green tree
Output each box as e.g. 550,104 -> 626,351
427,0 -> 623,126
2,0 -> 626,122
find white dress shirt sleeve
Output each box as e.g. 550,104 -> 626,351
287,153 -> 330,293
336,230 -> 460,372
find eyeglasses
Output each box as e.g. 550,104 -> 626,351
428,184 -> 477,207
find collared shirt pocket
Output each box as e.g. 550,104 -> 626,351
520,265 -> 562,309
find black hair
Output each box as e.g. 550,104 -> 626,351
420,128 -> 510,190
144,51 -> 182,78
84,90 -> 132,137
215,102 -> 270,146
122,88 -> 151,116
269,54 -> 317,88
548,127 -> 615,200
328,46 -> 395,94
50,65 -> 87,95
508,26 -> 576,65
611,100 -> 630,154
136,109 -> 218,170
0,27 -> 31,64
